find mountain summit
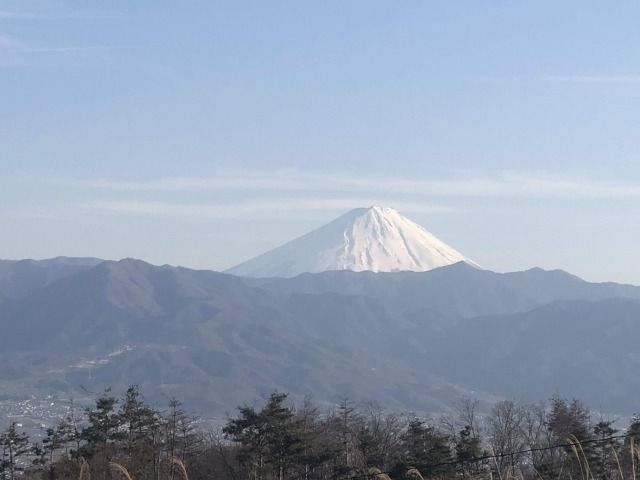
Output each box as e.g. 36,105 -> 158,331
227,206 -> 476,278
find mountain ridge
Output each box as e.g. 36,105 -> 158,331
2,257 -> 640,413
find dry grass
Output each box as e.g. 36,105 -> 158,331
78,457 -> 191,480
531,464 -> 546,480
368,467 -> 392,480
487,446 -> 504,480
632,437 -> 636,480
171,457 -> 190,480
556,456 -> 567,480
567,434 -> 590,480
109,462 -> 134,480
568,441 -> 585,480
73,434 -> 640,480
611,445 -> 624,480
78,457 -> 91,480
406,467 -> 425,480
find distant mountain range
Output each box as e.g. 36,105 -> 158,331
1,256 -> 640,414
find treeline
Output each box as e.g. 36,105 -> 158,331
2,387 -> 640,480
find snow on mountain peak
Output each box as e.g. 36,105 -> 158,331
227,206 -> 476,278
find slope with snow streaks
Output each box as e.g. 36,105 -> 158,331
227,206 -> 476,278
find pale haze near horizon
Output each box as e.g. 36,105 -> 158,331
2,1 -> 640,284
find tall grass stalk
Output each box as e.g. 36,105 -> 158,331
531,464 -> 545,480
488,446 -> 504,480
78,457 -> 90,480
367,467 -> 392,480
406,467 -> 425,480
567,434 -> 596,480
557,456 -> 567,480
568,439 -> 586,480
611,446 -> 624,480
171,457 -> 190,480
109,462 -> 133,480
575,439 -> 592,480
631,437 -> 636,480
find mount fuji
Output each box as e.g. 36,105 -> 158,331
227,206 -> 476,278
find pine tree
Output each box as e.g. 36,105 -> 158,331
224,392 -> 303,480
81,389 -> 123,451
80,389 -> 124,480
547,397 -> 594,480
224,403 -> 268,480
0,422 -> 30,480
164,398 -> 200,479
592,419 -> 618,480
395,419 -> 453,479
455,425 -> 481,478
119,385 -> 160,479
36,417 -> 75,479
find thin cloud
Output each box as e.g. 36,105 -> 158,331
0,11 -> 120,20
88,199 -> 453,220
69,174 -> 313,192
15,171 -> 640,223
474,74 -> 640,86
20,46 -> 117,54
542,75 -> 640,85
3,205 -> 71,221
0,34 -> 22,49
0,33 -> 112,57
54,171 -> 640,200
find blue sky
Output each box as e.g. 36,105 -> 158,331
2,1 -> 640,283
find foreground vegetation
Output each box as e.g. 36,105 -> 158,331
2,386 -> 639,480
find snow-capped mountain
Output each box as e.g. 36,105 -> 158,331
227,206 -> 476,278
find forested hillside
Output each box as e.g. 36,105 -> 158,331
2,258 -> 640,413
4,386 -> 638,480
